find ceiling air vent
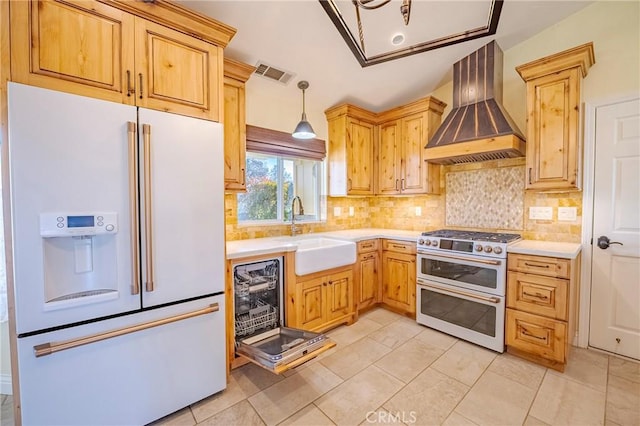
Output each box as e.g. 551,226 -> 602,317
254,61 -> 294,85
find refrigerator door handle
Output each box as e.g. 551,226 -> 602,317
33,303 -> 220,358
128,122 -> 140,295
142,124 -> 155,292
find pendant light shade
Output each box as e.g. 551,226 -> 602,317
292,81 -> 316,139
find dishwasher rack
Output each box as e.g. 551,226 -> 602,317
235,299 -> 279,337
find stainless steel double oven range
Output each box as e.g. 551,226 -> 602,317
416,230 -> 521,352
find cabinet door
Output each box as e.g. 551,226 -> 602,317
135,18 -> 221,121
378,121 -> 401,194
525,68 -> 581,190
223,78 -> 246,191
357,252 -> 379,310
347,118 -> 375,194
400,112 -> 427,194
11,0 -> 135,104
382,251 -> 416,315
295,276 -> 326,330
326,270 -> 353,322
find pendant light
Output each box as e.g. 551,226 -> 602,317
292,80 -> 316,139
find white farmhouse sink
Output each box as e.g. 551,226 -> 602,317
291,237 -> 356,276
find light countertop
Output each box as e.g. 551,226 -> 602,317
507,240 -> 582,259
226,228 -> 422,260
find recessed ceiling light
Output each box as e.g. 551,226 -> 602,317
391,33 -> 405,46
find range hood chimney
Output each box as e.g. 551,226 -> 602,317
425,41 -> 525,165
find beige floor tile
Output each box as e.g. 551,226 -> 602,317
367,319 -> 423,349
278,404 -> 335,426
326,318 -> 384,347
455,371 -> 537,425
360,308 -> 402,326
488,352 -> 546,390
248,362 -> 343,426
523,415 -> 550,426
1,395 -> 14,426
150,407 -> 196,426
442,411 -> 478,426
548,347 -> 609,393
315,365 -> 404,426
384,367 -> 469,426
529,372 -> 606,425
413,326 -> 458,351
234,362 -> 286,395
321,337 -> 392,380
198,400 -> 264,426
605,374 -> 640,425
608,356 -> 640,384
375,338 -> 445,383
431,341 -> 496,386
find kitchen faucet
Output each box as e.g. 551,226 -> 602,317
291,196 -> 304,236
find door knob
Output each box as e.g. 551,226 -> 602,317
597,235 -> 623,249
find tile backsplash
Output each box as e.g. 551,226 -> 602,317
225,157 -> 582,243
445,166 -> 525,230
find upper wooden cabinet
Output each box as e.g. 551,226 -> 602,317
325,104 -> 378,196
10,0 -> 235,121
516,43 -> 595,191
377,97 -> 445,195
223,58 -> 255,192
325,96 -> 445,196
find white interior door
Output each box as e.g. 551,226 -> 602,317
589,98 -> 640,360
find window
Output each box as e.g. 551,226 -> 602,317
237,125 -> 326,224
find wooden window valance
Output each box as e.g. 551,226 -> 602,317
246,125 -> 326,161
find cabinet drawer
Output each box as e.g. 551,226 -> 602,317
507,272 -> 568,320
382,239 -> 416,254
357,239 -> 379,253
508,254 -> 570,279
506,309 -> 566,363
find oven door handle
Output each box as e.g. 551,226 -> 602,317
417,250 -> 502,266
417,279 -> 502,304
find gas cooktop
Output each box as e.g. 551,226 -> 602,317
420,229 -> 521,244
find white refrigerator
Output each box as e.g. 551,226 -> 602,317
7,82 -> 227,425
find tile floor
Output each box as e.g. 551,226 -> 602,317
2,308 -> 639,426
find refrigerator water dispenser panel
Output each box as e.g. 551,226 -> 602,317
40,213 -> 119,310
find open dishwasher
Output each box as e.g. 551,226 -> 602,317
232,257 -> 335,374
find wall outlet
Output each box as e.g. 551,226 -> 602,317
558,206 -> 577,221
349,206 -> 355,217
333,206 -> 342,217
415,206 -> 422,216
529,206 -> 553,220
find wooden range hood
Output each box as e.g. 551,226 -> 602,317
425,41 -> 525,165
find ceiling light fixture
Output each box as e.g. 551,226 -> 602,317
353,0 -> 411,53
292,81 -> 316,140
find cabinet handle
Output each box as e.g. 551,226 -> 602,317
362,254 -> 375,260
523,291 -> 548,300
323,282 -> 327,287
401,178 -> 405,190
521,327 -> 547,341
126,70 -> 134,97
241,168 -> 245,186
524,262 -> 550,269
392,244 -> 406,250
328,280 -> 333,285
528,168 -> 532,185
348,178 -> 352,191
139,73 -> 144,99
361,243 -> 373,249
395,179 -> 399,191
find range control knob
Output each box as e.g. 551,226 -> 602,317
484,246 -> 493,253
418,239 -> 425,245
430,240 -> 438,247
493,246 -> 503,254
475,245 -> 483,252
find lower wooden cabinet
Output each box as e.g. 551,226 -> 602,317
291,268 -> 355,332
506,252 -> 580,372
356,239 -> 380,311
381,239 -> 416,316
